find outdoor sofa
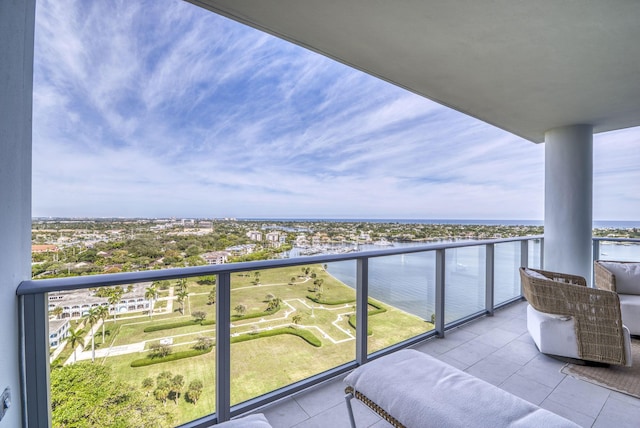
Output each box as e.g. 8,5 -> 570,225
344,349 -> 579,427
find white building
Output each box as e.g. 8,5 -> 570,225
247,231 -> 263,241
201,251 -> 230,265
48,319 -> 70,349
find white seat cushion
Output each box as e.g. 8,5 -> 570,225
527,305 -> 579,359
619,294 -> 640,336
599,262 -> 640,295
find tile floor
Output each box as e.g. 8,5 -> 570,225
249,300 -> 640,427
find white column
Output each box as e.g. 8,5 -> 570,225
544,125 -> 593,282
0,0 -> 36,426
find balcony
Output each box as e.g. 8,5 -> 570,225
257,300 -> 640,428
16,236 -> 640,427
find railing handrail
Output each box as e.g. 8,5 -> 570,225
17,235 -> 543,295
593,237 -> 640,243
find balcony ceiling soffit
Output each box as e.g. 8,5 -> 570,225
190,0 -> 640,143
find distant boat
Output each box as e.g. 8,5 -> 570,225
373,238 -> 394,246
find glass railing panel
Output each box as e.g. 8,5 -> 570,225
48,279 -> 216,427
445,246 -> 486,323
229,264 -> 356,406
366,252 -> 435,354
596,240 -> 640,262
494,242 -> 522,305
528,238 -> 543,269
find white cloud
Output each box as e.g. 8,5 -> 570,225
31,0 -> 639,222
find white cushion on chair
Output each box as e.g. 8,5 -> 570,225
619,294 -> 640,336
527,305 -> 579,359
599,262 -> 640,295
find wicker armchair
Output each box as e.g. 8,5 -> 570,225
520,267 -> 630,366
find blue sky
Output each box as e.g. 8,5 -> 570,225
32,0 -> 640,221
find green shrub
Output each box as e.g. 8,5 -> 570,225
347,300 -> 387,335
305,295 -> 355,305
130,347 -> 212,367
231,327 -> 321,347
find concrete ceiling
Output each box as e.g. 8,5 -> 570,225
188,0 -> 640,143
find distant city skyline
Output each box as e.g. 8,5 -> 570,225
32,0 -> 640,221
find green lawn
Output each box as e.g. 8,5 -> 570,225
55,264 -> 433,426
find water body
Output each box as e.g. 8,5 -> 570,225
245,218 -> 640,228
303,241 -> 640,324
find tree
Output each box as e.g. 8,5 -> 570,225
51,305 -> 63,319
266,296 -> 282,312
234,304 -> 247,316
108,286 -> 124,320
150,343 -> 172,358
85,307 -> 99,363
171,375 -> 185,404
142,377 -> 154,396
154,381 -> 170,406
51,363 -> 172,427
186,380 -> 203,405
67,327 -> 85,364
96,304 -> 109,343
193,336 -> 213,350
176,289 -> 189,315
289,276 -> 296,285
254,271 -> 261,284
192,311 -> 207,322
292,314 -> 303,326
145,284 -> 157,319
207,287 -> 216,305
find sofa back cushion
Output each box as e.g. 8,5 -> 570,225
600,262 -> 640,295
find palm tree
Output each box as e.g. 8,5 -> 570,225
96,305 -> 109,343
171,375 -> 185,404
51,306 -> 63,319
186,380 -> 203,405
141,377 -> 154,397
67,327 -> 85,364
145,284 -> 157,319
176,289 -> 189,315
85,307 -> 99,362
108,286 -> 124,320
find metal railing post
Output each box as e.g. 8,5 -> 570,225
592,239 -> 600,287
356,258 -> 369,365
520,240 -> 529,296
20,293 -> 51,428
435,249 -> 446,337
216,273 -> 231,423
485,244 -> 494,316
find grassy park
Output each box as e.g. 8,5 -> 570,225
54,264 -> 433,425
